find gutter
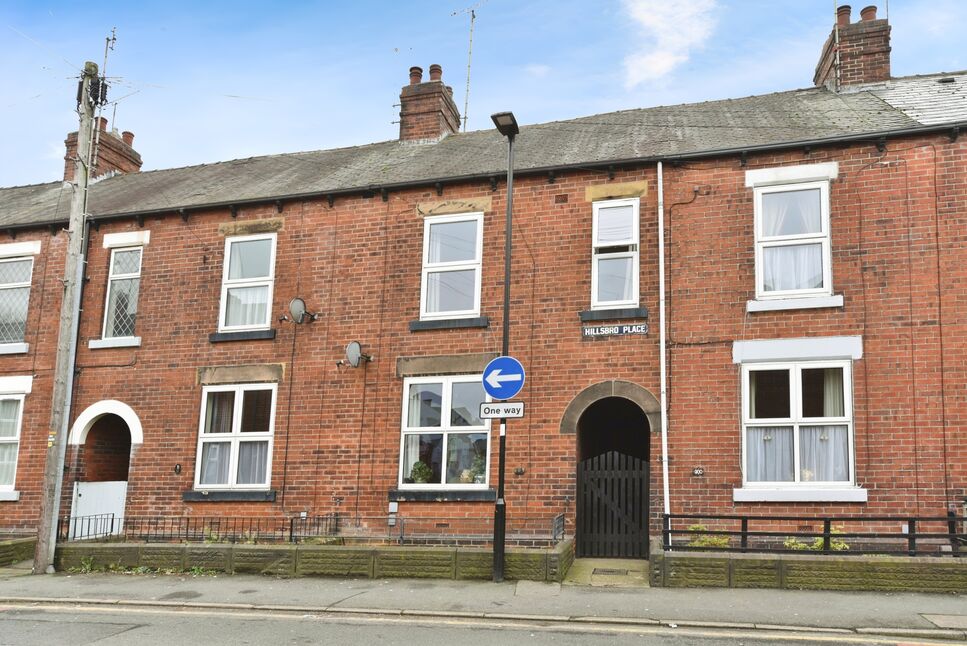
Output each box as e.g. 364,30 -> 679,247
4,119 -> 965,231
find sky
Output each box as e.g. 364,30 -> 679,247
1,0 -> 963,187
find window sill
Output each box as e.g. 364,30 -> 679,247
182,490 -> 276,502
579,307 -> 648,322
88,336 -> 141,350
0,343 -> 28,355
0,491 -> 20,501
746,294 -> 844,313
388,488 -> 496,502
409,316 -> 489,332
209,329 -> 277,343
732,487 -> 867,503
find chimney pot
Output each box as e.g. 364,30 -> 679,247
837,5 -> 852,26
96,116 -> 108,131
429,64 -> 443,81
122,131 -> 135,146
409,66 -> 423,85
860,5 -> 877,20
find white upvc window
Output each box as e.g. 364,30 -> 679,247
194,383 -> 276,490
218,233 -> 277,332
399,375 -> 490,489
591,198 -> 639,309
0,257 -> 33,345
102,246 -> 142,339
741,361 -> 853,488
0,395 -> 25,493
420,212 -> 483,320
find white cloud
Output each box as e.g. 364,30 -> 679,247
622,0 -> 717,88
524,63 -> 551,78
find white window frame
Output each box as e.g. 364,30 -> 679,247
100,245 -> 143,340
218,233 -> 277,332
0,256 -> 34,351
591,197 -> 639,310
193,383 -> 276,491
753,180 -> 833,300
0,394 -> 25,494
740,360 -> 854,489
398,375 -> 491,490
419,212 -> 483,320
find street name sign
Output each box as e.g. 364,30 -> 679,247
480,401 -> 524,419
482,355 -> 525,400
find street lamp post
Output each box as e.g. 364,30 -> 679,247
490,111 -> 519,583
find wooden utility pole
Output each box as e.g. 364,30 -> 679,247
33,61 -> 98,574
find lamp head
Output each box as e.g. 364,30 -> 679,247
491,111 -> 519,138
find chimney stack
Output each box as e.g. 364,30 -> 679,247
398,63 -> 461,142
814,4 -> 891,90
63,117 -> 142,182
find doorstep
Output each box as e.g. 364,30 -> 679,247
564,558 -> 650,587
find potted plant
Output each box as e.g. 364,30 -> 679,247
410,461 -> 432,483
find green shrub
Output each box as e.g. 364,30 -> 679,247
686,524 -> 731,548
784,527 -> 849,552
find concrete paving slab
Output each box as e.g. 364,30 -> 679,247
515,580 -> 560,596
925,615 -> 967,629
856,627 -> 967,640
564,558 -> 649,588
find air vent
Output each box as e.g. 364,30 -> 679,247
938,77 -> 956,84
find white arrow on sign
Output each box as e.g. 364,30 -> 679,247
485,368 -> 523,390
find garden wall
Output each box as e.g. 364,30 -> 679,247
54,539 -> 574,582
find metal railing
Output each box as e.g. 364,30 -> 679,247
663,512 -> 967,556
58,512 -> 567,547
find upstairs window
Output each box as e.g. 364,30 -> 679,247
219,233 -> 276,331
0,258 -> 33,345
747,163 -> 838,301
591,198 -> 639,309
103,247 -> 142,339
420,212 -> 483,320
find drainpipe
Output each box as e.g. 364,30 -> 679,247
657,161 -> 670,517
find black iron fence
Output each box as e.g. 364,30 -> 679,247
663,512 -> 967,556
58,512 -> 567,547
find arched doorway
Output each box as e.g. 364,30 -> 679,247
562,381 -> 657,559
68,401 -> 143,538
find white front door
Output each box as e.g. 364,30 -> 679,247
70,481 -> 127,539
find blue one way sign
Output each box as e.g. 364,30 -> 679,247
482,356 -> 525,400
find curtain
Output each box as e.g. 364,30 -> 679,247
0,443 -> 16,486
596,205 -> 634,244
199,442 -> 230,485
236,441 -> 268,485
205,392 -> 234,434
428,220 -> 476,263
800,425 -> 849,481
597,257 -> 633,302
746,426 -> 794,482
762,189 -> 821,236
402,435 -> 421,480
0,400 -> 18,437
225,285 -> 269,327
425,270 -> 474,313
823,368 -> 844,416
762,244 -> 823,292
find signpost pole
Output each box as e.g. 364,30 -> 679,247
493,123 -> 515,583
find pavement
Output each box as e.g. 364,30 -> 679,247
2,557 -> 967,642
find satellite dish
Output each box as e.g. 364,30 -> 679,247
345,341 -> 372,368
288,298 -> 308,324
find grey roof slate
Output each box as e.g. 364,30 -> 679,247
1,72 -> 965,228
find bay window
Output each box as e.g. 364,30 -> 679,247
399,375 -> 490,488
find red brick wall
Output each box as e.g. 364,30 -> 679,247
3,131 -> 964,544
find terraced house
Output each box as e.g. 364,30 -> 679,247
1,5 -> 966,560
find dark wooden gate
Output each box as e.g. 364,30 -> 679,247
576,450 -> 649,558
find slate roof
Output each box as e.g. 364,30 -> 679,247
2,71 -> 965,229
